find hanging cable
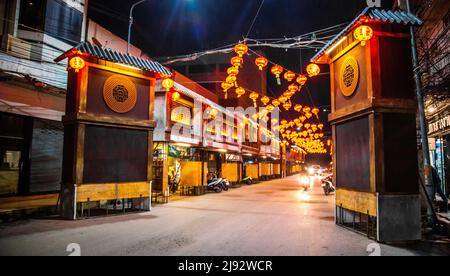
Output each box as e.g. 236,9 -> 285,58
245,0 -> 266,39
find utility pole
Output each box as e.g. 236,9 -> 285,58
127,0 -> 147,54
405,0 -> 436,225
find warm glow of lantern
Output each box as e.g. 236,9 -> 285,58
261,96 -> 270,106
249,92 -> 259,107
231,56 -> 244,68
278,96 -> 288,104
227,66 -> 239,76
266,104 -> 275,113
306,64 -> 320,77
221,82 -> 233,99
296,75 -> 308,86
284,71 -> 296,82
236,87 -> 246,98
234,43 -> 248,57
226,75 -> 237,87
255,56 -> 268,71
354,25 -> 373,46
172,91 -> 181,101
221,82 -> 233,92
272,99 -> 281,107
288,83 -> 300,94
162,78 -> 174,92
69,56 -> 85,72
271,65 -> 283,85
283,101 -> 292,111
312,107 -> 320,117
294,105 -> 303,112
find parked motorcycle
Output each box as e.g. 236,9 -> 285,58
321,174 -> 335,196
207,177 -> 223,193
207,172 -> 230,193
241,176 -> 254,185
221,178 -> 230,191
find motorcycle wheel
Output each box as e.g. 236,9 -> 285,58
214,187 -> 222,193
223,186 -> 229,191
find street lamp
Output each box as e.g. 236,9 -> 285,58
127,0 -> 148,54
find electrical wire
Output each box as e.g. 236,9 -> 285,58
159,21 -> 348,66
245,0 -> 266,39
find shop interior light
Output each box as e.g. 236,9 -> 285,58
174,143 -> 191,148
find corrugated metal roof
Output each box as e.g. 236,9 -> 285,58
311,7 -> 423,63
55,42 -> 172,76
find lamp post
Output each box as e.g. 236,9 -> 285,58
127,0 -> 147,54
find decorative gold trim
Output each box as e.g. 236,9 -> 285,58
75,124 -> 85,184
103,74 -> 138,114
339,56 -> 360,97
336,188 -> 377,217
88,62 -> 153,80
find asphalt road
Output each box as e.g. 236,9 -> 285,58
0,175 -> 448,256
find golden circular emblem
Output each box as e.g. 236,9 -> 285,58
103,75 -> 137,113
339,56 -> 359,97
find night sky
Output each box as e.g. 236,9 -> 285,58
89,0 -> 394,164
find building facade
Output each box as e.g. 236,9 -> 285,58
394,0 -> 450,198
0,0 -> 85,197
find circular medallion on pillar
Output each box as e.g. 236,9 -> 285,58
103,75 -> 137,113
339,56 -> 360,97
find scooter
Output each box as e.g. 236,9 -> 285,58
221,178 -> 231,191
207,177 -> 223,193
241,176 -> 253,185
321,174 -> 335,196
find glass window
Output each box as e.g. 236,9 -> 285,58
19,0 -> 83,44
45,0 -> 83,44
19,0 -> 46,32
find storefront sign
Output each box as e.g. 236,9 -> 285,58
428,114 -> 450,136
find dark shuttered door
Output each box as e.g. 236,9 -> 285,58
29,119 -> 63,193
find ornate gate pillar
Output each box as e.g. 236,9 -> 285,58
55,42 -> 172,219
311,8 -> 423,241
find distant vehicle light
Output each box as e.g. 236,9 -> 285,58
300,176 -> 311,186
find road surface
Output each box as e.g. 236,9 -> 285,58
0,175 -> 447,256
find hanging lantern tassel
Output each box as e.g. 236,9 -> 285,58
221,82 -> 233,100
255,56 -> 268,71
271,65 -> 283,86
249,92 -> 259,108
236,87 -> 246,98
